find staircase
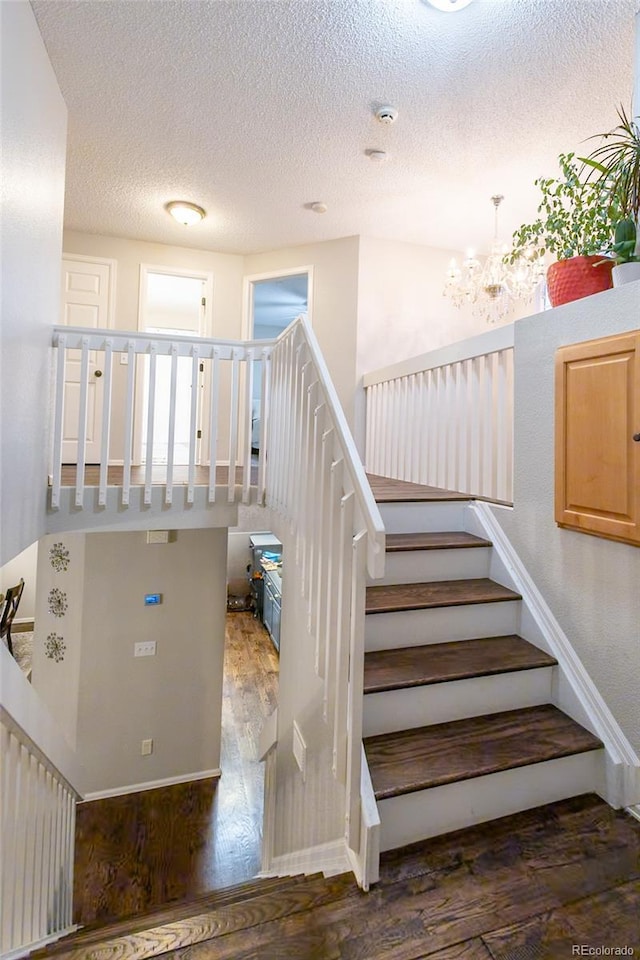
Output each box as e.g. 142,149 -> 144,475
363,480 -> 605,853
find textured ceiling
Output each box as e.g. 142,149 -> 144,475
32,0 -> 639,256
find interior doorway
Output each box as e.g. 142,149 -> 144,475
137,267 -> 213,465
244,268 -> 311,451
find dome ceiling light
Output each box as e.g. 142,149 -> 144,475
421,0 -> 474,11
166,200 -> 206,225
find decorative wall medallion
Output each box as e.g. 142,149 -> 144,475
49,542 -> 70,572
47,587 -> 68,618
45,633 -> 66,663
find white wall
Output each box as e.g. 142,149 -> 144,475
32,528 -> 228,794
244,237 -> 360,424
353,236 -> 532,449
32,534 -> 86,749
494,282 -> 640,753
0,2 -> 67,565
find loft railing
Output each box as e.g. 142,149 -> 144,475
1,646 -> 81,960
50,326 -> 273,510
263,316 -> 384,887
364,325 -> 515,504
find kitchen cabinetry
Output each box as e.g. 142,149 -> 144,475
555,329 -> 640,546
263,570 -> 281,653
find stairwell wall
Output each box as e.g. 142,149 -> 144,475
0,2 -> 67,566
492,282 -> 640,754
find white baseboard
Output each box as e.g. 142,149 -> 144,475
81,768 -> 221,802
0,925 -> 78,960
261,838 -> 351,879
626,804 -> 640,823
468,501 -> 640,808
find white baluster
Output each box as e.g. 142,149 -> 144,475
144,344 -> 157,505
122,341 -> 135,507
227,350 -> 240,503
243,348 -> 254,504
187,349 -> 200,504
208,349 -> 220,503
165,343 -> 179,505
50,335 -> 66,510
74,337 -> 91,507
98,339 -> 113,506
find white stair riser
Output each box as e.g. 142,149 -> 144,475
377,749 -> 605,852
371,547 -> 491,586
365,601 -> 520,651
363,667 -> 555,737
378,501 -> 469,534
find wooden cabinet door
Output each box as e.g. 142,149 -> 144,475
555,330 -> 640,546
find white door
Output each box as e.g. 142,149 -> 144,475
60,258 -> 112,463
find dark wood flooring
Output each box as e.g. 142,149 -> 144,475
38,795 -> 640,960
365,579 -> 522,614
364,705 -> 603,800
385,532 -> 492,552
72,613 -> 278,926
367,474 -> 471,503
363,636 -> 557,694
59,464 -> 258,488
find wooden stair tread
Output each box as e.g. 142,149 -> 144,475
364,704 -> 603,800
364,635 -> 558,693
36,875 -> 317,952
35,873 -> 357,960
366,578 -> 521,614
367,473 -> 471,503
385,531 -> 492,552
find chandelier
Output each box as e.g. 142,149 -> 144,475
443,195 -> 545,324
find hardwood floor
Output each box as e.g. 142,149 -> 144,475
72,613 -> 278,926
41,795 -> 640,960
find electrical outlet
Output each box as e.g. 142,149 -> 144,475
120,353 -> 129,365
141,738 -> 153,756
134,641 -> 156,657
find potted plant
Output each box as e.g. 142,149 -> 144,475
581,105 -> 640,287
507,152 -> 614,307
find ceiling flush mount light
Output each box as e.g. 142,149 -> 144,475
310,201 -> 328,214
443,195 -> 545,324
422,0 -> 474,11
366,149 -> 388,162
166,201 -> 206,226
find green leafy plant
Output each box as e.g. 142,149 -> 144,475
506,153 -> 613,264
609,217 -> 639,265
580,105 -> 640,264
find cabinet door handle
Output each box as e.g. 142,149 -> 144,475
634,433 -> 640,442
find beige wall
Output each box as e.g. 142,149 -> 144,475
32,528 -> 228,795
494,282 -> 640,753
244,237 -> 361,424
62,231 -> 244,338
0,2 -> 67,565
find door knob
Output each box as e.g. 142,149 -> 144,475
633,433 -> 640,442
94,370 -> 103,378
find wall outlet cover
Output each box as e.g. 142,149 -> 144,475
134,641 -> 157,657
141,738 -> 153,756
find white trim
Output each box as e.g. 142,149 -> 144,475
261,838 -> 350,879
81,768 -> 221,802
363,323 -> 514,388
626,805 -> 640,822
468,500 -> 640,807
62,253 -> 117,329
0,924 -> 78,960
242,265 -> 314,341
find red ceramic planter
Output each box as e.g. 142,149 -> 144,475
546,256 -> 614,307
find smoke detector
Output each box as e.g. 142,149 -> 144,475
366,149 -> 388,162
309,201 -> 328,214
375,105 -> 398,125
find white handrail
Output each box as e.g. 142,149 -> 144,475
264,316 -> 384,888
364,325 -> 515,504
50,326 -> 275,512
1,646 -> 80,958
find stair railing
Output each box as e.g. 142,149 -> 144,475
50,326 -> 273,511
364,324 -> 515,503
1,645 -> 81,959
264,316 -> 384,886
